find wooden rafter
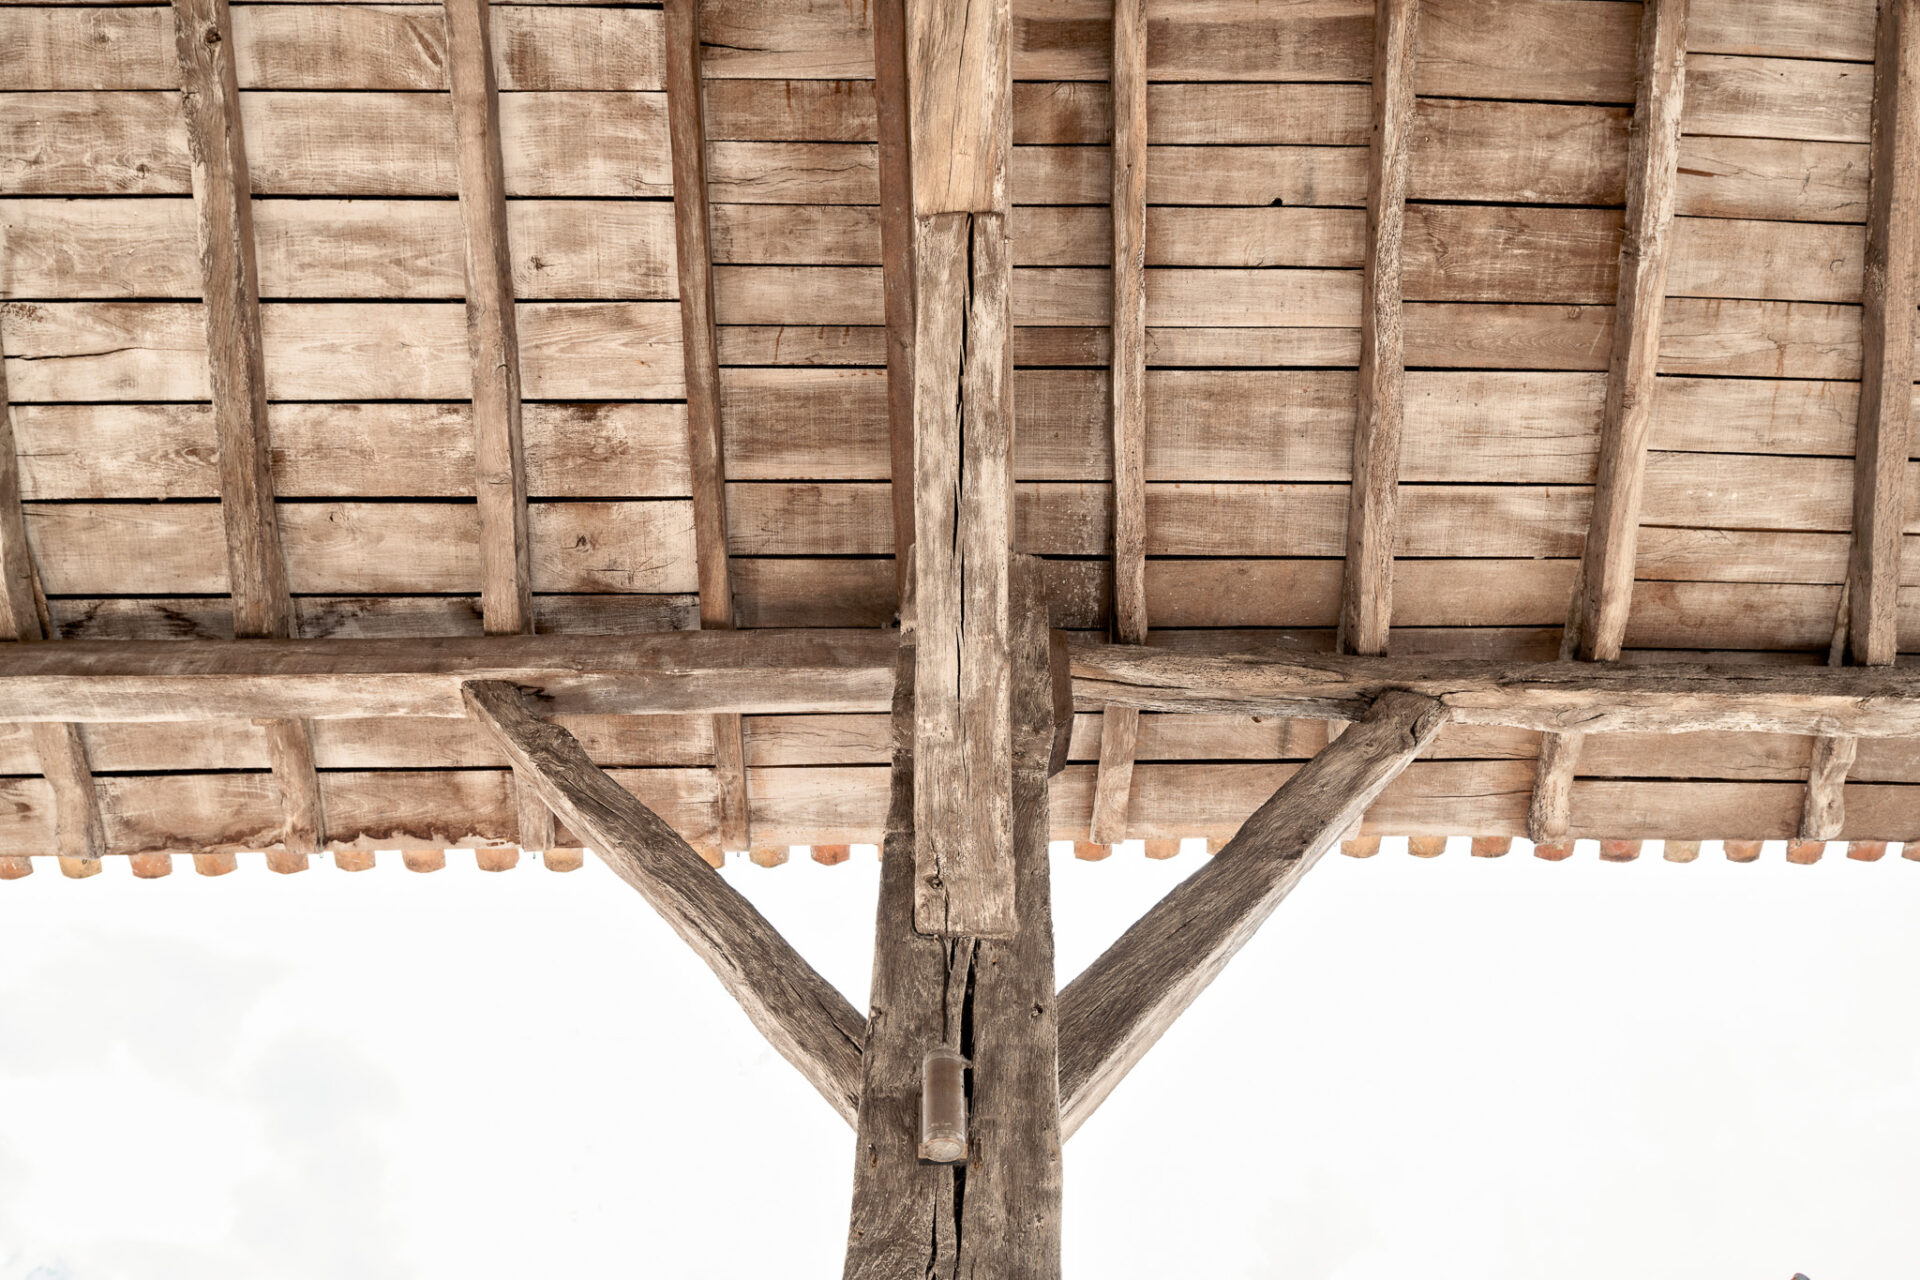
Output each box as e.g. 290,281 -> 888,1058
173,0 -> 322,873
1803,0 -> 1920,838
463,679 -> 866,1124
665,0 -> 750,859
1337,0 -> 1420,659
874,0 -> 917,611
1088,0 -> 1149,850
845,556 -> 1060,1277
1057,690 -> 1450,1138
1533,0 -> 1690,844
0,333 -> 105,879
907,0 -> 1017,937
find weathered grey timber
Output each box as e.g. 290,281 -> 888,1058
845,556 -> 1060,1279
1056,690 -> 1450,1139
0,632 -> 899,722
1070,642 -> 1920,738
463,679 -> 867,1125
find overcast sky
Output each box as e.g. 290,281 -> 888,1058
1,838 -> 1915,1278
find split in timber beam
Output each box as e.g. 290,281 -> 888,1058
1056,690 -> 1451,1140
463,679 -> 866,1125
844,555 -> 1060,1279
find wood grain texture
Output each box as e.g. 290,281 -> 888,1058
912,214 -> 1016,937
1848,0 -> 1920,667
173,0 -> 292,642
1528,728 -> 1583,843
1088,0 -> 1148,848
463,679 -> 866,1124
667,0 -> 751,853
1068,641 -> 1920,739
906,0 -> 1008,214
445,0 -> 531,637
1576,0 -> 1689,662
843,556 -> 1059,1279
1798,732 -> 1857,840
874,0 -> 916,610
1339,0 -> 1419,658
0,631 -> 900,723
1057,691 -> 1450,1139
261,716 -> 324,861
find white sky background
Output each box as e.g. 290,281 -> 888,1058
1,840 -> 1916,1279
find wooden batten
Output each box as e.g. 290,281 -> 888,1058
463,679 -> 867,1125
1338,0 -> 1420,659
845,559 -> 1060,1278
1573,0 -> 1690,662
1088,0 -> 1149,848
666,0 -> 751,856
1058,691 -> 1449,1139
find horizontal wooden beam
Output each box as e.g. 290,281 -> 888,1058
1057,690 -> 1450,1139
463,678 -> 866,1125
0,632 -> 899,722
1069,642 -> 1920,738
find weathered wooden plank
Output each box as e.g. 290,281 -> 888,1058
668,0 -> 751,854
1684,53 -> 1875,144
843,558 -> 1059,1277
1690,0 -> 1877,61
463,679 -> 866,1124
445,0 -> 532,637
1674,135 -> 1870,222
1089,0 -> 1147,848
1849,0 -> 1920,667
1056,690 -> 1449,1139
1340,0 -> 1419,659
1415,0 -> 1639,103
1576,0 -> 1689,662
0,631 -> 901,723
912,213 -> 1015,936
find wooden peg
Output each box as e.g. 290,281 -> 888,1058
811,844 -> 852,865
193,851 -> 238,876
545,847 -> 587,872
1341,836 -> 1382,858
1533,841 -> 1575,861
129,853 -> 173,879
402,849 -> 446,873
334,848 -> 376,872
1723,839 -> 1763,863
1785,840 -> 1825,865
1847,840 -> 1888,862
1663,840 -> 1701,863
1470,836 -> 1511,858
476,847 -> 520,872
1598,839 -> 1640,863
749,845 -> 789,868
1407,835 -> 1448,858
1143,838 -> 1181,860
1073,841 -> 1111,861
0,855 -> 33,879
266,849 -> 309,874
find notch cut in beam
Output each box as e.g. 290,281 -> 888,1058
1088,0 -> 1148,849
1338,0 -> 1420,659
463,679 -> 866,1125
665,0 -> 751,855
1057,690 -> 1450,1139
1573,0 -> 1690,661
444,0 -> 532,638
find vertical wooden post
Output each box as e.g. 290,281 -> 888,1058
845,557 -> 1061,1279
666,0 -> 751,856
174,0 -> 322,872
875,0 -> 917,613
906,0 -> 1017,938
1089,0 -> 1149,849
1338,0 -> 1420,658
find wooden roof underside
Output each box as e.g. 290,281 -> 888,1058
3,0 -> 1919,875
